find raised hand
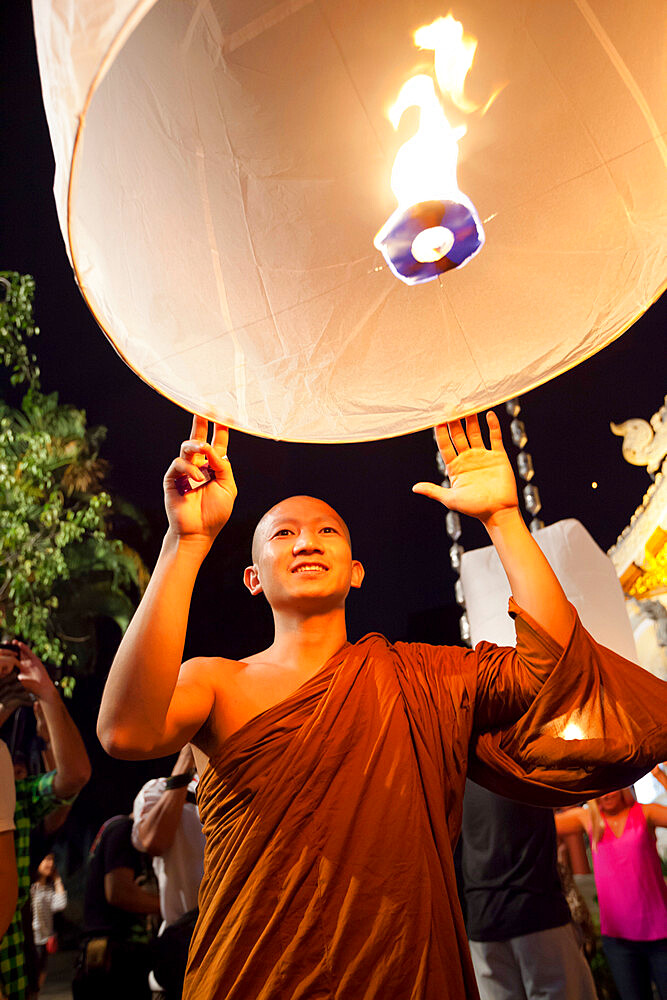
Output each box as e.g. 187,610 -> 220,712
412,411 -> 519,525
164,416 -> 237,543
15,643 -> 59,704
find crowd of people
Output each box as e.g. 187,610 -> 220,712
1,411 -> 666,1000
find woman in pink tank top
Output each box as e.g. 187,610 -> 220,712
556,771 -> 667,1000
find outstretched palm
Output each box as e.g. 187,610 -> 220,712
413,411 -> 518,524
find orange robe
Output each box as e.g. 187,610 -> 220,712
185,603 -> 667,1000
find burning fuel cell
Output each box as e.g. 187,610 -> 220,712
375,17 -> 493,286
374,197 -> 484,285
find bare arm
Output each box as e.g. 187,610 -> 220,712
104,868 -> 161,915
51,877 -> 68,912
35,703 -> 73,834
97,534 -> 215,759
651,764 -> 667,793
97,419 -> 236,759
135,746 -> 195,856
0,831 -> 17,939
15,645 -> 91,799
643,802 -> 667,829
413,411 -> 572,646
554,806 -> 587,836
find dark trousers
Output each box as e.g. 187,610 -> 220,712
73,939 -> 152,1000
602,935 -> 667,1000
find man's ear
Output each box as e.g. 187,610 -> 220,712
243,565 -> 263,596
350,560 -> 365,590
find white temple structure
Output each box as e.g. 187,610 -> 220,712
608,396 -> 667,683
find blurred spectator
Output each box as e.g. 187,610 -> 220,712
461,780 -> 597,1000
0,642 -> 90,1000
75,813 -> 160,1000
30,853 -> 67,991
556,781 -> 667,1000
0,739 -> 17,941
132,744 -> 204,1000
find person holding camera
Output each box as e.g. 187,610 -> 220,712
0,641 -> 90,1000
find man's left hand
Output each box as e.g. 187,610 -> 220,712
412,411 -> 519,525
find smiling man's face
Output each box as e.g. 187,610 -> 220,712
245,496 -> 364,612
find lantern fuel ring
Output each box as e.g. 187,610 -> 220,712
374,198 -> 485,285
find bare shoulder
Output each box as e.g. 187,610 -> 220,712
180,653 -> 277,706
237,649 -> 272,667
188,648 -> 308,756
178,654 -> 243,688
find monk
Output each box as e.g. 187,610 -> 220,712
97,411 -> 667,1000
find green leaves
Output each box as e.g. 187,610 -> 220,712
0,272 -> 149,690
0,272 -> 40,388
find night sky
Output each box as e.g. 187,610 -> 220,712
1,7 -> 665,848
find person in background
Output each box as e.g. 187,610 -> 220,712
555,772 -> 667,1000
76,812 -> 160,1000
132,744 -> 205,1000
0,739 -> 17,941
0,642 -> 90,1000
30,853 -> 67,991
461,780 -> 597,1000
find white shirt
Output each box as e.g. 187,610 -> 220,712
132,776 -> 205,928
31,882 -> 68,944
0,739 -> 15,832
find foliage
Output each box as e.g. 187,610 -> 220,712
0,272 -> 149,691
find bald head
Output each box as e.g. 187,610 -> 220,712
251,496 -> 351,563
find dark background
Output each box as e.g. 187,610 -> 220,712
1,6 -> 665,858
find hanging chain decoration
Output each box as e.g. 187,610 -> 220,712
434,433 -> 471,646
434,399 -> 545,646
505,398 -> 545,534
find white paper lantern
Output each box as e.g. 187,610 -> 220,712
459,518 -> 638,660
33,0 -> 666,442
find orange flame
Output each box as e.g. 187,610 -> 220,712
382,13 -> 499,212
415,15 -> 482,115
374,13 -> 501,281
388,74 -> 466,208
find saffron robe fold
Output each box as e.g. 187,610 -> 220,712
185,603 -> 667,1000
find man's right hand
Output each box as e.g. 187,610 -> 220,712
164,416 -> 237,543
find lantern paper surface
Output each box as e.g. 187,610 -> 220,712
459,518 -> 638,660
33,0 -> 666,442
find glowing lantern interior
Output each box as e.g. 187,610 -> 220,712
33,0 -> 666,443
